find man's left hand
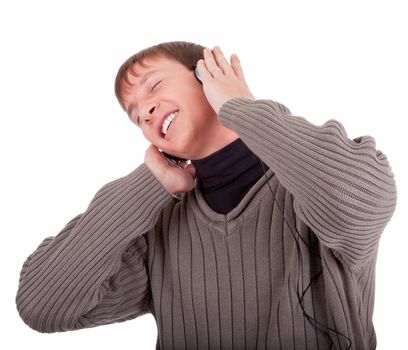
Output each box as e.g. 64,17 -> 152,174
196,46 -> 255,115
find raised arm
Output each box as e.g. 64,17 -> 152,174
218,97 -> 397,269
16,163 -> 173,333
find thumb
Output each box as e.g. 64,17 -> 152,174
196,59 -> 212,82
184,163 -> 196,178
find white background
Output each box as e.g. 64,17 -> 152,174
1,0 -> 406,348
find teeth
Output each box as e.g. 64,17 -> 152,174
162,111 -> 178,135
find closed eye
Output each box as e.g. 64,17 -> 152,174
151,80 -> 162,92
133,80 -> 163,127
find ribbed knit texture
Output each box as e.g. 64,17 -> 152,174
15,98 -> 397,349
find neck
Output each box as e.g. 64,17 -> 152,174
190,123 -> 240,160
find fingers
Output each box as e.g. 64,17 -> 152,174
211,46 -> 234,76
230,53 -> 246,81
202,46 -> 231,77
196,47 -> 224,83
196,59 -> 212,82
202,47 -> 221,76
196,46 -> 245,82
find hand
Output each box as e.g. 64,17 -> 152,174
144,144 -> 197,196
196,46 -> 255,115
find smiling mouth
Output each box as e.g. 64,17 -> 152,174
162,112 -> 178,138
163,119 -> 175,139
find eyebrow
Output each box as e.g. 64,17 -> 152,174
138,69 -> 161,87
126,69 -> 162,121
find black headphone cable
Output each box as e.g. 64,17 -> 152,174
259,160 -> 352,350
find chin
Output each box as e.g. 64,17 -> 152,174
166,134 -> 191,157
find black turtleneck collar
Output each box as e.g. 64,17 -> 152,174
190,138 -> 270,215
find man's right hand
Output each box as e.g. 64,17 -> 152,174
144,144 -> 197,196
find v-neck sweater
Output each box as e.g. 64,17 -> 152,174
16,98 -> 397,350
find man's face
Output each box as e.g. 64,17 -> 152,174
121,55 -> 218,160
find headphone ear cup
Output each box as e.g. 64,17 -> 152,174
194,66 -> 202,84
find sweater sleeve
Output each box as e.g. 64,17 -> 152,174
16,163 -> 173,333
218,97 -> 397,269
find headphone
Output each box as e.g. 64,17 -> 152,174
194,65 -> 202,84
192,64 -> 353,349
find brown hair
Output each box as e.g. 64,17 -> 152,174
114,40 -> 206,112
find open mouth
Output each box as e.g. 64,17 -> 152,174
161,111 -> 178,139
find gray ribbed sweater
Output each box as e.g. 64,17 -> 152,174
15,98 -> 397,349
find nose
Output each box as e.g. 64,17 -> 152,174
140,101 -> 159,125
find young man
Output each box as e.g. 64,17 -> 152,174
16,41 -> 397,350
